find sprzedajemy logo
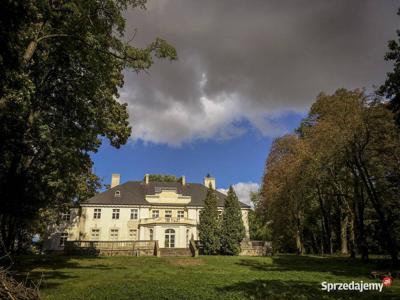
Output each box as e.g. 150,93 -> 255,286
321,281 -> 386,293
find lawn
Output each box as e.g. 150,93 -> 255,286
12,254 -> 400,299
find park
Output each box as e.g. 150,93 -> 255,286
12,254 -> 399,299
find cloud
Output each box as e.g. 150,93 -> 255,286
218,182 -> 260,207
121,0 -> 399,146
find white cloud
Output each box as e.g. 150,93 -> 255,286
121,0 -> 398,146
218,182 -> 260,207
122,72 -> 294,146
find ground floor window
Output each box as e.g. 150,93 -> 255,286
91,229 -> 100,240
59,232 -> 68,246
149,228 -> 153,241
186,229 -> 190,247
164,229 -> 175,248
129,229 -> 137,240
110,228 -> 119,240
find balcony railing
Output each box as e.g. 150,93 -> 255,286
140,217 -> 197,226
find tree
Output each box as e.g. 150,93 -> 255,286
262,134 -> 310,254
220,186 -> 245,255
148,174 -> 178,182
379,8 -> 400,126
248,191 -> 270,241
260,89 -> 400,264
198,185 -> 220,255
0,0 -> 176,253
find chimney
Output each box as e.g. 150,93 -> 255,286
181,176 -> 186,186
111,173 -> 120,188
144,174 -> 149,184
203,174 -> 216,189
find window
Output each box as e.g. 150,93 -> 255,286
59,232 -> 68,246
186,229 -> 190,247
93,208 -> 101,219
110,228 -> 119,240
91,229 -> 100,240
177,210 -> 184,219
129,229 -> 137,240
130,209 -> 138,220
61,211 -> 71,221
165,210 -> 172,218
149,229 -> 153,241
164,229 -> 175,248
112,209 -> 120,219
152,210 -> 159,219
114,190 -> 121,197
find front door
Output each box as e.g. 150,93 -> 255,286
164,229 -> 175,248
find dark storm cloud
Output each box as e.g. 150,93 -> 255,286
120,0 -> 399,145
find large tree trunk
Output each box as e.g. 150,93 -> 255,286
340,212 -> 349,255
353,157 -> 398,265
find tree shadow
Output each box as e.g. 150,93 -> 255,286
237,255 -> 395,278
218,279 -> 392,300
9,254 -> 125,290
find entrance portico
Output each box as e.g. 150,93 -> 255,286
139,220 -> 196,248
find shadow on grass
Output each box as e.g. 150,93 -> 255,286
218,279 -> 391,300
9,254 -> 124,290
237,255 -> 395,278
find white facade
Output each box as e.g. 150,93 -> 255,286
45,175 -> 250,250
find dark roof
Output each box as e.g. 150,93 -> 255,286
84,181 -> 250,208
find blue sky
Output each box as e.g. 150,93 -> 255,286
92,113 -> 304,189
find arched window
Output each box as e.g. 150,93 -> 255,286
149,229 -> 153,241
114,190 -> 121,197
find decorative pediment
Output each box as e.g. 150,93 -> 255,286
145,187 -> 191,204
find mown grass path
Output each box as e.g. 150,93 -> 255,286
13,255 -> 400,299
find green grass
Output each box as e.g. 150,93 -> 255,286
12,254 -> 400,299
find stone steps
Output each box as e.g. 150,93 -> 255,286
159,248 -> 192,257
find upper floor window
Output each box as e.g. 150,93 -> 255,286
91,229 -> 100,240
59,232 -> 68,246
93,208 -> 101,219
110,228 -> 119,240
152,210 -> 159,219
130,209 -> 138,220
61,211 -> 71,221
165,210 -> 172,218
177,211 -> 184,219
114,190 -> 121,197
112,209 -> 120,219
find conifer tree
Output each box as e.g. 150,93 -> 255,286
198,185 -> 221,255
220,186 -> 246,255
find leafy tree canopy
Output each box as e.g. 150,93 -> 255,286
379,8 -> 400,126
0,0 -> 176,253
148,174 -> 179,182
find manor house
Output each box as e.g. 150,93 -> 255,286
44,174 -> 250,251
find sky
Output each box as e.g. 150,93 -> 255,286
92,0 -> 399,206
